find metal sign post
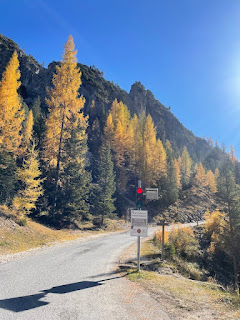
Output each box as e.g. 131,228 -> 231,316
138,179 -> 141,272
137,236 -> 140,271
162,221 -> 165,260
159,219 -> 166,260
130,209 -> 148,271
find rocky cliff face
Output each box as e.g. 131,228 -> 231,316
0,33 -> 216,164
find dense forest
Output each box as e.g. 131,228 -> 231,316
0,35 -> 240,292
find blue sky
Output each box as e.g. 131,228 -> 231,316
1,0 -> 240,155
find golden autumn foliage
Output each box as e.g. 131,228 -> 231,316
44,35 -> 87,168
0,51 -> 24,155
195,163 -> 206,187
180,146 -> 192,186
104,104 -> 167,188
104,113 -> 114,144
105,100 -> 130,168
142,114 -> 158,185
204,210 -> 225,237
204,210 -> 226,252
154,223 -> 198,260
206,170 -> 217,193
194,163 -> 217,192
12,144 -> 43,218
174,158 -> 181,189
153,228 -> 169,244
112,120 -> 126,167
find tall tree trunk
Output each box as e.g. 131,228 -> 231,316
233,255 -> 239,294
53,109 -> 65,207
226,177 -> 239,294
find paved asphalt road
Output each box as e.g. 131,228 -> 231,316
0,228 -> 171,320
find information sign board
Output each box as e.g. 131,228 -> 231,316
130,210 -> 148,237
145,188 -> 158,200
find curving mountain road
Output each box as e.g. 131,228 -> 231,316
0,230 -> 171,320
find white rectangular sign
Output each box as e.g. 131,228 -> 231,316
145,188 -> 158,200
130,210 -> 148,237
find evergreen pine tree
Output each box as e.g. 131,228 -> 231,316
94,143 -> 116,225
56,121 -> 91,225
32,96 -> 46,148
20,110 -> 34,156
165,141 -> 178,204
0,151 -> 17,204
217,160 -> 240,293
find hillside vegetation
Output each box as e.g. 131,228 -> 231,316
122,237 -> 240,319
0,34 -> 239,294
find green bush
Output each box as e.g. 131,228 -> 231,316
165,242 -> 176,258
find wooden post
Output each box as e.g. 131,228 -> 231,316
162,220 -> 165,260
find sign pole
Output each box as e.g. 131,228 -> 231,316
137,179 -> 141,272
137,236 -> 140,271
162,220 -> 165,260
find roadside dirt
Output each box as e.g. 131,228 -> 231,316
119,239 -> 240,320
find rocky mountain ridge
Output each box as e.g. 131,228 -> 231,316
0,33 -> 219,165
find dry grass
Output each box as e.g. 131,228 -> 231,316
128,270 -> 240,319
0,215 -> 126,255
124,239 -> 240,320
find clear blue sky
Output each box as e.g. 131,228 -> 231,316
1,0 -> 240,155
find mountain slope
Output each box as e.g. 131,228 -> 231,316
0,33 -> 220,165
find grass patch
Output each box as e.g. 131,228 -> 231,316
125,238 -> 240,319
127,269 -> 240,319
0,216 -> 126,255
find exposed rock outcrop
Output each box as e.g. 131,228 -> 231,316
0,33 -> 220,165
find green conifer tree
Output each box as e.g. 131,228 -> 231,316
165,141 -> 178,204
217,160 -> 240,293
0,151 -> 17,204
55,121 -> 91,225
94,142 -> 116,225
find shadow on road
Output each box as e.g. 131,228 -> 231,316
0,273 -> 129,313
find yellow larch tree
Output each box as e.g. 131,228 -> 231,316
112,121 -> 125,167
0,51 -> 25,156
206,170 -> 217,193
110,99 -> 130,129
104,100 -> 132,192
154,139 -> 167,182
126,119 -> 135,169
44,36 -> 91,218
106,100 -> 130,159
43,35 -> 86,178
180,146 -> 192,187
174,158 -> 181,189
195,163 -> 206,187
104,113 -> 114,144
142,114 -> 158,186
132,113 -> 143,174
12,143 -> 43,219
